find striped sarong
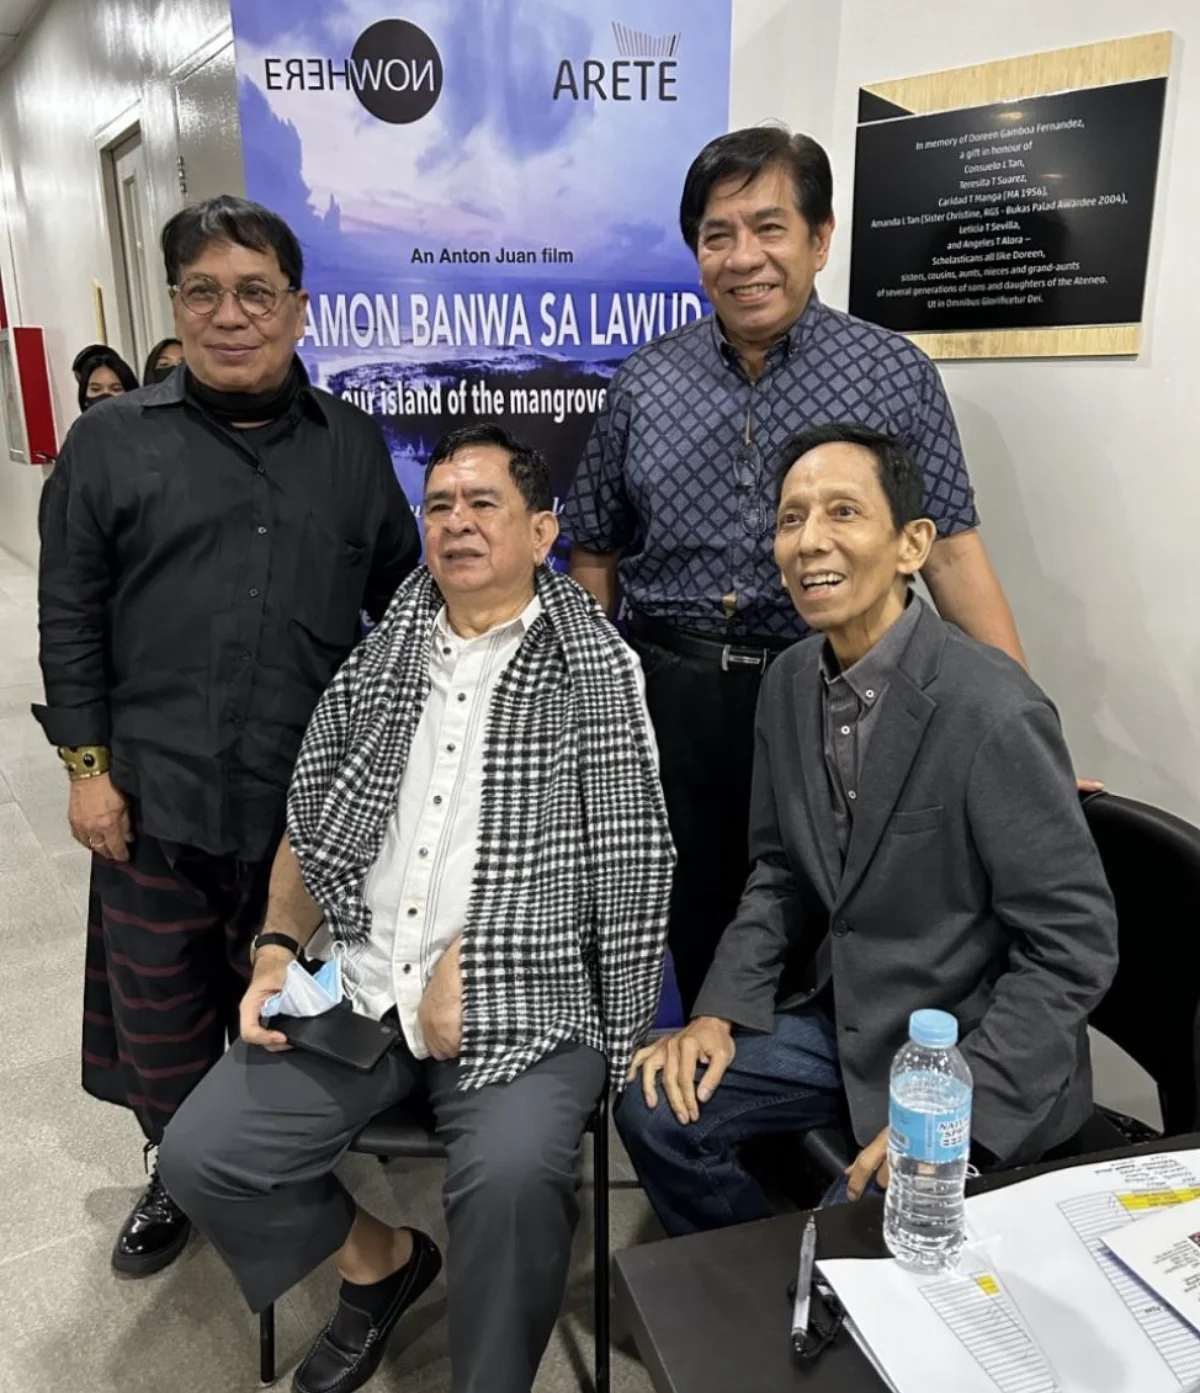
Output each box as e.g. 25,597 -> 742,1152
82,832 -> 270,1142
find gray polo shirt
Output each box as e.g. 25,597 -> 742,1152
821,597 -> 924,857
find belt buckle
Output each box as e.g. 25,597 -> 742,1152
720,644 -> 767,673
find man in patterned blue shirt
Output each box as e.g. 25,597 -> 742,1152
564,126 -> 1028,1013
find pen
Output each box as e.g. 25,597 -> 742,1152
791,1215 -> 817,1354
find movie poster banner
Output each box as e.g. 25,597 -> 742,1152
228,1 -> 732,549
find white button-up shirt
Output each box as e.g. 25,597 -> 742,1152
345,597 -> 543,1056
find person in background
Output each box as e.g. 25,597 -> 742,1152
71,344 -> 138,413
142,336 -> 183,385
564,126 -> 1035,1017
616,424 -> 1118,1236
159,425 -> 673,1393
35,195 -> 420,1279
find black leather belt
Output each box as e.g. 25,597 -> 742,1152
628,611 -> 791,673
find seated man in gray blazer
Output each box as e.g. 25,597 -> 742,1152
617,422 -> 1118,1235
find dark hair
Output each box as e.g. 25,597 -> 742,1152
679,125 -> 833,254
160,196 -> 304,287
74,347 -> 139,413
142,337 -> 182,385
72,343 -> 110,381
775,423 -> 926,531
424,423 -> 553,512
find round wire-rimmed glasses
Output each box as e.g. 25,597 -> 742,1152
169,278 -> 298,320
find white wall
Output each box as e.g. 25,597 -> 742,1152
733,0 -> 1200,827
0,0 -> 231,564
0,436 -> 44,569
731,0 -> 841,146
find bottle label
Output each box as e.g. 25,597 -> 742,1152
889,1096 -> 971,1164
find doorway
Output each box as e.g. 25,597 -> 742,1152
105,128 -> 155,374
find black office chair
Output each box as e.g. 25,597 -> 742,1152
258,1090 -> 611,1391
1083,790 -> 1200,1137
798,789 -> 1200,1183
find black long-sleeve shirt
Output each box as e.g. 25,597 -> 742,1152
34,366 -> 421,861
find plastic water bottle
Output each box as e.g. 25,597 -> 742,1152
883,1009 -> 972,1274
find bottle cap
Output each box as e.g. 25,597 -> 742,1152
909,1009 -> 958,1048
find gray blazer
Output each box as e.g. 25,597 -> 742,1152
693,602 -> 1118,1164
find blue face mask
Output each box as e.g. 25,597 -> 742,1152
260,956 -> 343,1019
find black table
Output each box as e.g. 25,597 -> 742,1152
614,1131 -> 1200,1393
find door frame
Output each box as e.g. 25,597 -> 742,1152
170,24 -> 235,88
94,103 -> 151,367
110,130 -> 157,374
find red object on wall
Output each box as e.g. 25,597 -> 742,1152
12,326 -> 57,462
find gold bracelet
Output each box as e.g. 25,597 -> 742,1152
57,745 -> 112,781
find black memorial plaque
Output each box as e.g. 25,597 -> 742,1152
849,79 -> 1166,335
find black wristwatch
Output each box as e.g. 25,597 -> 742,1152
252,931 -> 302,963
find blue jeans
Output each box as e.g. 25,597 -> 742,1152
617,1007 -> 849,1236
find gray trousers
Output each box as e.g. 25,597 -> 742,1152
158,1035 -> 606,1393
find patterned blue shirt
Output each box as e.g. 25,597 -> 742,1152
562,293 -> 979,641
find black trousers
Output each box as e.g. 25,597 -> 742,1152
83,833 -> 271,1144
631,633 -> 770,1015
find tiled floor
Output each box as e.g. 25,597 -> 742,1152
0,541 -> 1161,1393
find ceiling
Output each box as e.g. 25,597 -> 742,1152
0,0 -> 41,64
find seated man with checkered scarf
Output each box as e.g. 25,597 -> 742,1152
159,424 -> 674,1393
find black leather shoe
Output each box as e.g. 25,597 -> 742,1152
293,1231 -> 442,1393
111,1144 -> 192,1277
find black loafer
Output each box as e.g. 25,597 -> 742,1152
111,1145 -> 192,1277
293,1230 -> 442,1393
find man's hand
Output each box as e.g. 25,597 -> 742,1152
627,1016 -> 736,1125
238,948 -> 294,1052
419,936 -> 463,1061
68,774 -> 133,862
1077,777 -> 1104,793
845,1125 -> 891,1200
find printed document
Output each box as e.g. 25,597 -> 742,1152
1105,1195 -> 1200,1338
819,1147 -> 1200,1393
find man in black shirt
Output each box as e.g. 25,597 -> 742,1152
34,196 -> 420,1276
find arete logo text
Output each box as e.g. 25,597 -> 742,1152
553,22 -> 680,103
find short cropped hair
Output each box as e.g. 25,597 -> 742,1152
161,196 -> 304,287
425,423 -> 553,513
680,125 -> 834,254
775,423 -> 926,532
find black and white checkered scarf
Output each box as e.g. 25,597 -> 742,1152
287,565 -> 675,1090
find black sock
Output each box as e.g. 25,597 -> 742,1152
339,1238 -> 416,1320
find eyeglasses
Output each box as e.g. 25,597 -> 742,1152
734,439 -> 769,537
170,277 -> 298,320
